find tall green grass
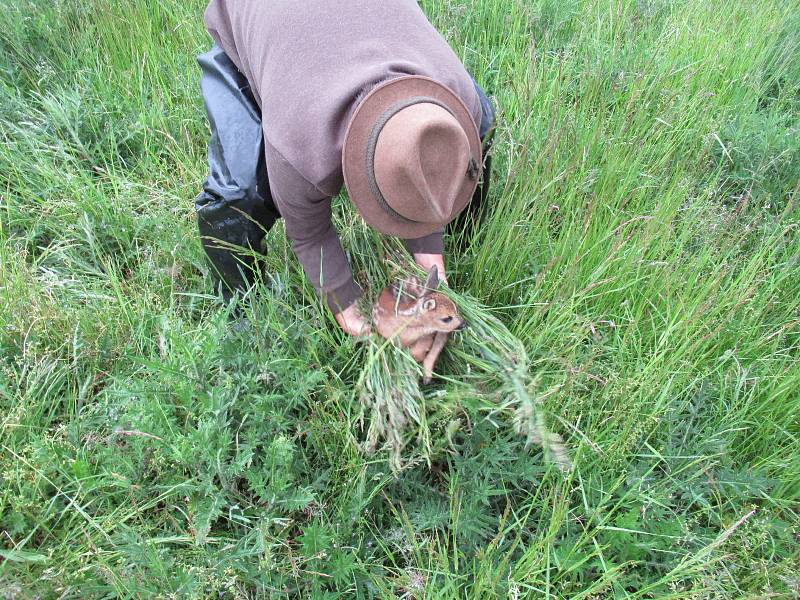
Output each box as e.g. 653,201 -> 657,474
1,0 -> 798,597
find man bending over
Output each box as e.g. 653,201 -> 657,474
196,0 -> 496,335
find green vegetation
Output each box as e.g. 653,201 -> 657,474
1,0 -> 798,597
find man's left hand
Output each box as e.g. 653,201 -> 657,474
412,253 -> 448,285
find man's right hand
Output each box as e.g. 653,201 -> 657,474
335,303 -> 372,337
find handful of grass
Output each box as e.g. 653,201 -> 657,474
355,289 -> 571,472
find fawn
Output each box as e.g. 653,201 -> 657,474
372,265 -> 465,383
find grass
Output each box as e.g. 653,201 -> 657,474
1,0 -> 798,597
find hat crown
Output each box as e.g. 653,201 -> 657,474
372,103 -> 470,225
341,75 -> 482,239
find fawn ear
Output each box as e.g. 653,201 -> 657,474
422,298 -> 436,311
397,278 -> 421,300
424,265 -> 440,291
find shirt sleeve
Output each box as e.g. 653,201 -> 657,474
264,141 -> 362,313
403,229 -> 444,255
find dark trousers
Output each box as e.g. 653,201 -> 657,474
195,45 -> 496,297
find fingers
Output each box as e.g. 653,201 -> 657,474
351,320 -> 372,337
342,319 -> 371,337
412,253 -> 448,285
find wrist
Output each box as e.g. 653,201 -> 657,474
325,278 -> 362,314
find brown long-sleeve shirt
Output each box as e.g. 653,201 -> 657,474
203,0 -> 480,312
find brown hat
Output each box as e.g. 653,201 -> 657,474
342,75 -> 482,238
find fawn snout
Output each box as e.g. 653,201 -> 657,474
433,313 -> 466,332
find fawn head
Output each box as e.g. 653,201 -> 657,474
413,266 -> 465,333
375,265 -> 466,337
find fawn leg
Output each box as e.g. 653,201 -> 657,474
422,332 -> 449,383
410,334 -> 434,363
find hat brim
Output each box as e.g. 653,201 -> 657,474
342,75 -> 482,239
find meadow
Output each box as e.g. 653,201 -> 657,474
1,0 -> 799,597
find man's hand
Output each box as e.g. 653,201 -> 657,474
412,253 -> 448,285
335,303 -> 372,337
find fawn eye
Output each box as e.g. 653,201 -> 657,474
441,316 -> 453,323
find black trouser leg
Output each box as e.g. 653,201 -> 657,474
195,45 -> 279,300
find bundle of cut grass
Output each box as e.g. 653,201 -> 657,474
355,287 -> 572,472
356,337 -> 429,471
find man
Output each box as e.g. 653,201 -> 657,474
196,0 -> 496,336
